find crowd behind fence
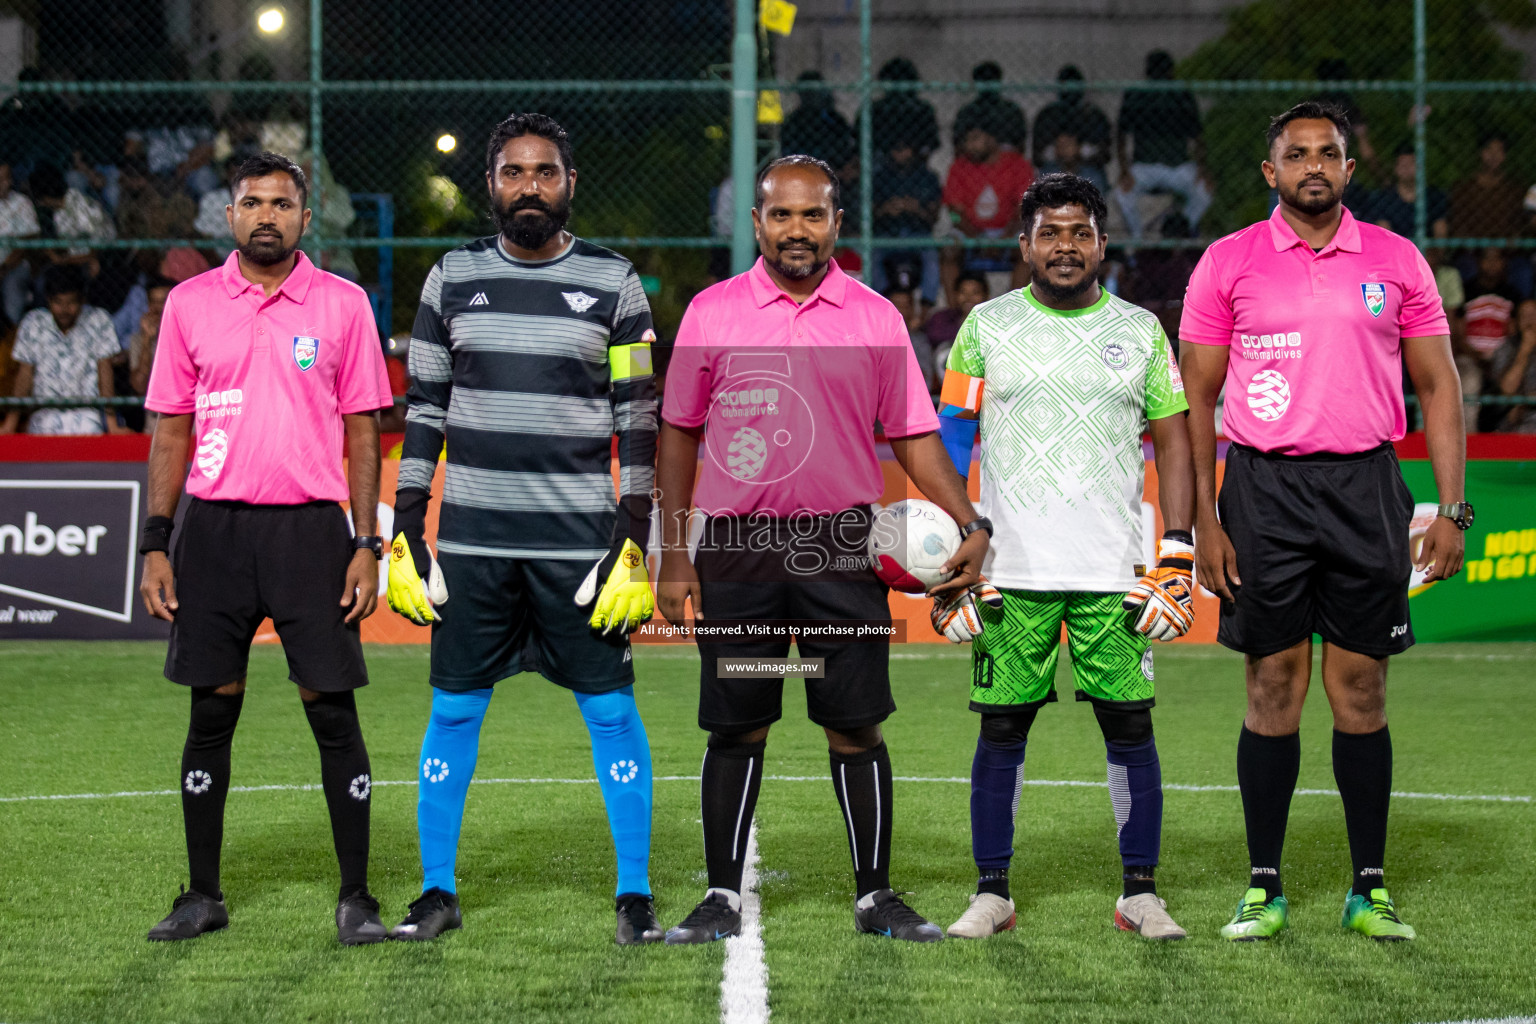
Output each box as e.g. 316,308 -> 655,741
1,0 -> 1534,437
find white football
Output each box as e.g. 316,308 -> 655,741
868,499 -> 962,593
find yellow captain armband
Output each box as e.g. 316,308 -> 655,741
939,369 -> 985,419
609,336 -> 654,382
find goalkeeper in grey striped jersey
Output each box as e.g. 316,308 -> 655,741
385,113 -> 663,945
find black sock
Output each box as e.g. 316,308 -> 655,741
1123,867 -> 1156,898
977,868 -> 1010,900
701,736 -> 765,895
1333,726 -> 1392,897
1236,725 -> 1299,901
830,742 -> 894,899
301,690 -> 372,899
180,687 -> 244,899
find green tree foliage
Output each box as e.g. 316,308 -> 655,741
1180,0 -> 1536,234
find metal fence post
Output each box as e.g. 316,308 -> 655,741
858,0 -> 873,276
310,0 -> 325,266
730,0 -> 758,275
1413,0 -> 1427,248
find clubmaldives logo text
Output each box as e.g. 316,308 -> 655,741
1237,331 -> 1304,360
195,388 -> 244,420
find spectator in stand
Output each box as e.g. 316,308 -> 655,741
126,275 -> 175,397
871,138 -> 943,306
1119,211 -> 1198,341
131,117 -> 219,199
115,156 -> 174,240
925,270 -> 989,372
0,161 -> 40,325
195,157 -> 240,240
1458,248 -> 1531,432
1367,144 -> 1448,240
884,286 -> 937,399
29,162 -> 115,280
124,276 -> 176,433
1490,300 -> 1536,432
953,61 -> 1026,154
872,58 -> 940,162
0,265 -> 125,436
114,246 -> 209,352
1038,129 -> 1108,193
1034,65 -> 1113,186
940,122 -> 1033,303
1313,58 -> 1388,188
781,72 -> 856,171
1114,50 -> 1212,240
1449,131 -> 1525,241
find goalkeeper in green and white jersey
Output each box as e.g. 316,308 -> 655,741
932,174 -> 1197,941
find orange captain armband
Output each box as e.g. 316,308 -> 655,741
939,369 -> 985,419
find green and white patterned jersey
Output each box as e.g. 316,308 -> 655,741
946,285 -> 1187,591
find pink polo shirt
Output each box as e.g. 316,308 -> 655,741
1180,205 -> 1448,455
146,251 -> 392,504
664,258 -> 939,516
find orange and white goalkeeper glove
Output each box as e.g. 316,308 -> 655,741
1122,535 -> 1195,642
931,582 -> 1004,643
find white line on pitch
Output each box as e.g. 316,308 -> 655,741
720,820 -> 769,1024
1413,1016 -> 1535,1024
2,777 -> 1529,804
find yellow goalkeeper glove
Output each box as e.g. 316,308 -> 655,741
575,537 -> 654,635
386,489 -> 447,625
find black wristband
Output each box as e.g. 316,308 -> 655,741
612,493 -> 653,554
1162,529 -> 1194,546
138,515 -> 175,555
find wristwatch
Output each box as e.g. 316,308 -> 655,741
352,534 -> 384,558
1436,502 -> 1475,531
960,517 -> 994,540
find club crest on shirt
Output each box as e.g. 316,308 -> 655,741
563,291 -> 598,313
1360,283 -> 1386,318
1102,342 -> 1129,369
293,335 -> 319,371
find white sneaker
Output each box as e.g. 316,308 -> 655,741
1114,892 -> 1187,940
945,892 -> 1016,938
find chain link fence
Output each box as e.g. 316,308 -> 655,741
1,0 -> 1534,433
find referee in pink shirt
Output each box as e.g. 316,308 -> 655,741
1179,104 -> 1468,942
138,154 -> 394,944
656,156 -> 990,943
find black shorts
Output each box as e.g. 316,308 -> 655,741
694,510 -> 894,734
165,499 -> 368,691
1217,442 -> 1415,659
429,553 -> 634,694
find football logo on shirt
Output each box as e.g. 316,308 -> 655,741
726,426 -> 768,480
1361,283 -> 1386,318
196,428 -> 230,479
1102,343 -> 1129,369
293,335 -> 319,371
563,291 -> 598,313
1246,369 -> 1292,421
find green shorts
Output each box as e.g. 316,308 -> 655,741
970,589 -> 1154,711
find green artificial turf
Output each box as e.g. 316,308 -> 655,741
0,641 -> 1532,1024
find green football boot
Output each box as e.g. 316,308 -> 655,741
1341,888 -> 1416,941
1219,887 -> 1289,941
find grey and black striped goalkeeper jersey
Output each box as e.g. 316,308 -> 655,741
399,235 -> 657,559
